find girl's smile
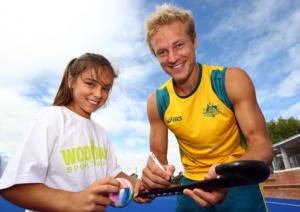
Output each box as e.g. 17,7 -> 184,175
67,68 -> 113,119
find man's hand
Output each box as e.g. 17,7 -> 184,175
141,156 -> 175,190
133,178 -> 153,203
183,164 -> 228,207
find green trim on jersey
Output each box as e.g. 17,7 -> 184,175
156,63 -> 233,120
211,68 -> 233,110
211,68 -> 247,147
156,86 -> 170,120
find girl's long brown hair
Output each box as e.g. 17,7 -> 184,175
53,53 -> 117,106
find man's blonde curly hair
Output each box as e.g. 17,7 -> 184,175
144,3 -> 196,54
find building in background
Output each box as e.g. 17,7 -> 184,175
272,134 -> 300,171
263,134 -> 300,200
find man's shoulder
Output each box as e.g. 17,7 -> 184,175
225,67 -> 250,81
225,67 -> 255,104
226,66 -> 245,72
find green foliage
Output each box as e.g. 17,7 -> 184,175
172,171 -> 184,185
267,117 -> 300,144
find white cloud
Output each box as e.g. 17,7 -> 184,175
240,9 -> 300,72
113,145 -> 149,176
279,101 -> 300,119
255,43 -> 300,105
277,71 -> 300,97
0,87 -> 43,154
124,137 -> 147,147
204,0 -> 300,109
112,130 -> 183,177
206,0 -> 284,40
117,62 -> 156,86
0,0 -> 145,85
204,0 -> 300,76
167,132 -> 184,174
93,92 -> 148,135
274,43 -> 300,98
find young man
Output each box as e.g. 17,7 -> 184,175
141,4 -> 273,212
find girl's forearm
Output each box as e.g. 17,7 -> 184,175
0,183 -> 74,211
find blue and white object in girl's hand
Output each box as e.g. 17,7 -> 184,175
109,178 -> 133,207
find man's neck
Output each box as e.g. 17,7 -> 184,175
173,63 -> 199,96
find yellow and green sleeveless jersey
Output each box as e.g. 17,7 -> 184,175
156,63 -> 246,180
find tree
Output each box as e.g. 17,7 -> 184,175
267,117 -> 300,144
172,171 -> 183,185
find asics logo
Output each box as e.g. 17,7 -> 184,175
167,115 -> 182,124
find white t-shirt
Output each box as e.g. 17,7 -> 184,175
0,106 -> 122,192
0,154 -> 2,177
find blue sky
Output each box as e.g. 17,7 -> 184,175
0,0 -> 300,176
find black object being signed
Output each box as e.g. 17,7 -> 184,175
137,160 -> 270,198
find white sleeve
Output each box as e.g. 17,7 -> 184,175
106,141 -> 122,178
0,117 -> 58,189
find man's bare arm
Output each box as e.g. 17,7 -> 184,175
147,93 -> 169,164
226,67 -> 273,163
141,93 -> 174,189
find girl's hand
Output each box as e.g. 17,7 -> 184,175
69,177 -> 120,211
